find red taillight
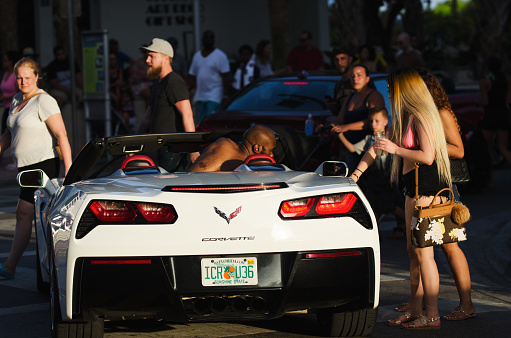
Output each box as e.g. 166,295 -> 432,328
135,203 -> 176,222
89,201 -> 137,222
88,200 -> 177,224
279,198 -> 314,218
305,251 -> 361,259
315,193 -> 357,215
279,193 -> 358,219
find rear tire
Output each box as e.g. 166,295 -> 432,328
316,307 -> 378,337
50,250 -> 104,338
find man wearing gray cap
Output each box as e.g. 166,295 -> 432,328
139,38 -> 199,168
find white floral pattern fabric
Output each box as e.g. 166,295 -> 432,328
411,215 -> 467,248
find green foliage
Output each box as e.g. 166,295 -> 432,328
423,0 -> 478,66
433,3 -> 452,15
432,0 -> 470,15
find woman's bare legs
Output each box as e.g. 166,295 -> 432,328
388,197 -> 423,324
401,195 -> 441,328
405,197 -> 424,314
403,244 -> 441,328
1,199 -> 34,276
415,245 -> 440,316
442,243 -> 476,317
394,196 -> 441,328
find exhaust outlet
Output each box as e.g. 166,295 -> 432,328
232,297 -> 249,312
250,296 -> 267,312
192,297 -> 209,314
210,297 -> 228,313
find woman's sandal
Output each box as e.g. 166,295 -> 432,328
443,305 -> 478,321
387,311 -> 422,326
394,299 -> 411,312
394,299 -> 426,312
401,316 -> 441,330
0,263 -> 14,280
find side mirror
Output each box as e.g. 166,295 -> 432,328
315,161 -> 349,177
17,169 -> 58,195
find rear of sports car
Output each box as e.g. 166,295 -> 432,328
56,170 -> 380,336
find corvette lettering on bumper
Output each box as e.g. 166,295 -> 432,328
202,236 -> 255,241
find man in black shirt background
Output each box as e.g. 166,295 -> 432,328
139,38 -> 199,170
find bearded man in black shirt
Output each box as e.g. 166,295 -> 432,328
139,38 -> 199,170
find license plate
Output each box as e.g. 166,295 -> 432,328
201,257 -> 258,286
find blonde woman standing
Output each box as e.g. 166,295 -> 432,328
351,67 -> 451,330
0,57 -> 72,279
392,68 -> 476,320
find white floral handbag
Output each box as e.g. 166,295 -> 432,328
411,164 -> 468,248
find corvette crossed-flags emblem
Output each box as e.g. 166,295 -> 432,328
214,206 -> 242,224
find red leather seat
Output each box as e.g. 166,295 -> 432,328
121,155 -> 156,169
243,154 -> 276,165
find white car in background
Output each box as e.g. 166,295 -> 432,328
19,131 -> 380,337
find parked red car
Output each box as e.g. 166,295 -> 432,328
197,71 -> 490,191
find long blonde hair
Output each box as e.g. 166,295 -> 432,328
388,67 -> 451,187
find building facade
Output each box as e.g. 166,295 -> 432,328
34,0 -> 330,68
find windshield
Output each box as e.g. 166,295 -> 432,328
227,79 -> 336,111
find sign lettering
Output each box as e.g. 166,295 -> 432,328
145,0 -> 193,27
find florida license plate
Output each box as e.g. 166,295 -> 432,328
201,257 -> 258,286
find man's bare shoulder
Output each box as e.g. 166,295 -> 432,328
213,137 -> 238,147
188,137 -> 243,172
206,137 -> 244,158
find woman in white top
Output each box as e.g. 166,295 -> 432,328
0,57 -> 72,279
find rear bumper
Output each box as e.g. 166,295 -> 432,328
73,248 -> 378,322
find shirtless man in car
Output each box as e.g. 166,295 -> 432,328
188,125 -> 277,172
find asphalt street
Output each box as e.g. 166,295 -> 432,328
1,151 -> 511,337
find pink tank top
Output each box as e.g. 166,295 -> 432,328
402,118 -> 419,149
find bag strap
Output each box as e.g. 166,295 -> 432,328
414,163 -> 419,202
14,92 -> 48,114
18,92 -> 47,106
427,188 -> 454,208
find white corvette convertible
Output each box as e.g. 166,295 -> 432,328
18,131 -> 380,337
